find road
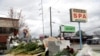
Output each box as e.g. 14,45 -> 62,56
71,44 -> 100,51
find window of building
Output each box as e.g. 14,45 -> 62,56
0,27 -> 13,34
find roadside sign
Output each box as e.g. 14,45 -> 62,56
61,26 -> 75,33
70,8 -> 88,49
70,8 -> 87,22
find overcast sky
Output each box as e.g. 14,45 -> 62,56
0,0 -> 100,37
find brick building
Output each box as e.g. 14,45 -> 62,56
0,17 -> 19,49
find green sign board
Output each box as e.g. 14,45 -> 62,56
62,26 -> 75,33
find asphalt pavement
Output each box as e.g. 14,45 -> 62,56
71,44 -> 100,51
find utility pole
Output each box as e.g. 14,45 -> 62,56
41,0 -> 44,35
50,7 -> 52,36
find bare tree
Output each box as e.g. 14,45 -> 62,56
8,8 -> 25,28
8,8 -> 14,18
8,8 -> 31,39
8,8 -> 23,19
8,8 -> 25,36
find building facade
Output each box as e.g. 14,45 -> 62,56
0,17 -> 19,49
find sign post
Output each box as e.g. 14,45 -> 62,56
78,22 -> 82,49
70,8 -> 87,49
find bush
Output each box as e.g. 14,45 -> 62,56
27,48 -> 43,55
54,46 -> 75,56
7,42 -> 45,55
14,43 -> 25,50
37,44 -> 45,51
6,43 -> 25,54
54,49 -> 70,56
24,42 -> 38,51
